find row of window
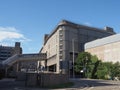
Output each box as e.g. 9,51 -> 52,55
0,55 -> 11,57
59,29 -> 63,60
0,51 -> 11,54
0,58 -> 8,60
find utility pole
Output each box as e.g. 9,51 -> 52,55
72,39 -> 75,78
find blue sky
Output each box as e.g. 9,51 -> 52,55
0,0 -> 120,53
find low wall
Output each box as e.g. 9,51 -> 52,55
16,72 -> 26,81
25,72 -> 69,87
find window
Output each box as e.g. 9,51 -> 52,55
59,29 -> 63,33
59,51 -> 63,56
59,51 -> 62,54
59,45 -> 63,50
59,56 -> 63,59
59,38 -> 63,41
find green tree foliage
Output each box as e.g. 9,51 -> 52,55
74,52 -> 91,73
111,62 -> 120,79
74,52 -> 120,80
91,55 -> 100,79
74,52 -> 99,78
96,62 -> 120,80
96,62 -> 112,79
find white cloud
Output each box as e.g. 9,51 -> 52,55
0,26 -> 30,43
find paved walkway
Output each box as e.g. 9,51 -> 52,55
0,78 -> 120,90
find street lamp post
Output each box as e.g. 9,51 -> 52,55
72,39 -> 75,78
84,56 -> 88,78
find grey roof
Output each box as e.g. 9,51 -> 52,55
43,20 -> 115,45
85,34 -> 120,49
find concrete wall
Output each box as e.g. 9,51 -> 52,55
25,72 -> 69,87
85,34 -> 120,63
86,41 -> 120,63
41,27 -> 60,73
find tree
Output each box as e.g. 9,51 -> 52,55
91,55 -> 101,78
74,52 -> 93,78
111,62 -> 120,79
75,52 -> 120,80
74,52 -> 90,70
96,62 -> 120,80
96,62 -> 112,79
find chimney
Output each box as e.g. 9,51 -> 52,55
44,34 -> 49,43
14,42 -> 22,54
104,27 -> 115,33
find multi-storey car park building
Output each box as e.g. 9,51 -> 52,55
85,34 -> 120,63
40,20 -> 116,74
0,42 -> 46,77
0,42 -> 22,64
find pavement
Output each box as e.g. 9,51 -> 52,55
0,78 -> 120,90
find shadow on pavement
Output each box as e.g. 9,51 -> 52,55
0,78 -> 120,90
70,78 -> 120,88
0,78 -> 25,89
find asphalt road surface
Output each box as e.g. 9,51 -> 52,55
0,78 -> 120,90
69,78 -> 120,90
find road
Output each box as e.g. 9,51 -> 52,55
0,78 -> 120,90
0,78 -> 25,90
69,78 -> 120,90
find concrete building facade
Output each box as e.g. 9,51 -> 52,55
0,42 -> 46,77
0,42 -> 22,63
40,20 -> 115,74
85,34 -> 120,63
